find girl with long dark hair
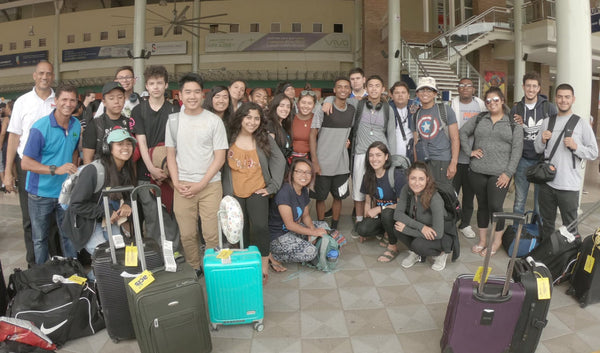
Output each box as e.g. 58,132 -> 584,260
266,93 -> 293,162
203,85 -> 234,127
222,102 -> 286,283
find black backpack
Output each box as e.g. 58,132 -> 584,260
405,182 -> 462,223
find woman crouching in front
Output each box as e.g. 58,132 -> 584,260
394,161 -> 451,271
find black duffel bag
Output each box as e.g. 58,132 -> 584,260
7,258 -> 104,346
525,160 -> 556,184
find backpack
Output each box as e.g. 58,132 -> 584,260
306,234 -> 340,272
546,114 -> 580,168
58,160 -> 104,210
412,102 -> 449,137
387,154 -> 410,192
405,182 -> 462,223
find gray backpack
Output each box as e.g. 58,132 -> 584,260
58,160 -> 105,209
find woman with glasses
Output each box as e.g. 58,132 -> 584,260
355,142 -> 407,262
459,87 -> 523,256
291,90 -> 316,161
222,102 -> 286,283
393,162 -> 452,271
203,86 -> 234,128
268,158 -> 328,272
266,93 -> 294,164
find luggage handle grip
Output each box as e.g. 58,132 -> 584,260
131,184 -> 161,201
492,212 -> 526,223
102,186 -> 135,195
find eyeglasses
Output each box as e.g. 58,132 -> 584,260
485,97 -> 502,104
300,90 -> 316,97
458,84 -> 473,88
293,169 -> 312,176
116,76 -> 135,81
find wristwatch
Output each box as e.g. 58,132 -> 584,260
49,165 -> 56,176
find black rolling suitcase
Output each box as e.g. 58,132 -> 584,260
92,186 -> 164,343
125,184 -> 212,353
0,260 -> 7,316
567,229 -> 600,308
509,256 -> 552,353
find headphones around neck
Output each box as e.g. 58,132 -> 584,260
366,100 -> 383,111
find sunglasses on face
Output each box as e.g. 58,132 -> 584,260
300,90 -> 316,97
485,97 -> 502,104
458,84 -> 473,88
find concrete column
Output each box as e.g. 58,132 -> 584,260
555,0 -> 592,204
388,0 -> 401,86
354,0 -> 363,67
513,0 -> 525,100
449,0 -> 455,29
192,0 -> 200,73
459,0 -> 465,23
423,0 -> 430,32
133,0 -> 146,94
53,0 -> 63,82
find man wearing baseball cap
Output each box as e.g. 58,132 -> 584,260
410,77 -> 460,187
82,81 -> 132,164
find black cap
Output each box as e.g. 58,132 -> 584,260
102,82 -> 126,96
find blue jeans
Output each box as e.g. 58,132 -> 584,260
84,222 -> 120,256
513,157 -> 540,215
28,194 -> 77,264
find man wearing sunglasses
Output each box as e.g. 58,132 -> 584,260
510,72 -> 558,216
450,78 -> 486,239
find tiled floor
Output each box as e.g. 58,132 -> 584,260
1,157 -> 600,353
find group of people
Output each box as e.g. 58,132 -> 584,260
2,60 -> 598,283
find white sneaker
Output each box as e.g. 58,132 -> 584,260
401,251 -> 421,268
460,226 -> 476,239
431,252 -> 448,271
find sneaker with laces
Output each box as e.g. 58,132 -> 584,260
401,251 -> 421,268
431,252 -> 448,271
460,225 -> 476,239
351,223 -> 360,239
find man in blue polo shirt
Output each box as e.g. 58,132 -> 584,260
22,83 -> 80,264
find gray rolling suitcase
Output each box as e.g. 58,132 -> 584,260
125,184 -> 212,353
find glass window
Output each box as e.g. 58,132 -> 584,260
174,25 -> 183,35
24,40 -> 31,49
83,33 -> 91,42
210,24 -> 218,33
313,23 -> 323,33
333,23 -> 343,33
117,29 -> 126,39
154,27 -> 163,36
39,38 -> 46,47
250,23 -> 260,32
100,31 -> 108,40
229,24 -> 239,33
67,34 -> 75,43
9,42 -> 16,50
0,44 -> 3,52
270,23 -> 280,33
292,23 -> 301,33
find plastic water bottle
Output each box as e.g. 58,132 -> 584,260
326,249 -> 339,263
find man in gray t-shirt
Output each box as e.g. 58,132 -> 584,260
310,77 -> 354,230
410,77 -> 459,188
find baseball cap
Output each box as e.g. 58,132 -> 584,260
102,82 -> 126,97
416,77 -> 438,92
106,127 -> 136,145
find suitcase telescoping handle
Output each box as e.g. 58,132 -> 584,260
102,186 -> 135,265
130,184 -> 168,272
478,212 -> 526,297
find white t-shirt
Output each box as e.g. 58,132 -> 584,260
394,106 -> 410,157
165,109 -> 228,183
7,88 -> 55,158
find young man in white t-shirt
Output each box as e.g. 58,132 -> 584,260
166,73 -> 228,277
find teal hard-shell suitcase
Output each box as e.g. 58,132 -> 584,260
203,204 -> 264,331
126,185 -> 212,353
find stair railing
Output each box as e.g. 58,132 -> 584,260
401,38 -> 429,83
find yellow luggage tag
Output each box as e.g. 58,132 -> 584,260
536,277 -> 551,300
473,266 -> 492,284
584,255 -> 595,274
68,275 -> 87,285
217,248 -> 233,264
128,270 -> 155,294
125,243 -> 138,267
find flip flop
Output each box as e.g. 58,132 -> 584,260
377,249 -> 399,263
480,245 -> 499,257
471,244 -> 485,254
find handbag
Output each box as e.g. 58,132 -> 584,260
526,124 -> 567,184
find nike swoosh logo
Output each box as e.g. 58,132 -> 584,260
40,319 -> 68,335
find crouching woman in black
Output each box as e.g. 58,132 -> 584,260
394,161 -> 452,271
64,128 -> 137,258
355,142 -> 407,263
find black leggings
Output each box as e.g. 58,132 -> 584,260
453,163 -> 475,229
356,208 -> 396,244
394,231 -> 452,257
234,193 -> 270,256
468,170 -> 509,231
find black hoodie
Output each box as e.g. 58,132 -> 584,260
510,94 -> 558,160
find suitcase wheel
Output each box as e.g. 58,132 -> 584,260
254,323 -> 264,332
112,338 -> 120,344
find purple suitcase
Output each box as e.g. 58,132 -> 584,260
441,212 -> 527,353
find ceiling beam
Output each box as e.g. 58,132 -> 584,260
0,0 -> 54,11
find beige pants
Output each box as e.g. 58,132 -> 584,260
173,180 -> 222,269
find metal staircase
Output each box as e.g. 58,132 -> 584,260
401,6 -> 514,99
